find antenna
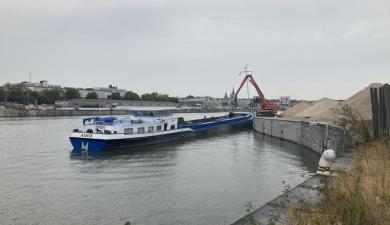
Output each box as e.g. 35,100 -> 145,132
238,65 -> 254,100
238,64 -> 253,76
29,72 -> 32,83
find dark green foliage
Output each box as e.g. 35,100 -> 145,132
41,89 -> 63,104
1,83 -> 179,104
123,91 -> 140,100
85,92 -> 98,99
4,83 -> 28,104
141,92 -> 178,103
0,86 -> 5,102
64,88 -> 81,100
110,92 -> 122,100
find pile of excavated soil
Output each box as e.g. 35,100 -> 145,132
295,98 -> 343,122
281,83 -> 384,122
280,101 -> 313,117
324,83 -> 383,121
344,83 -> 383,120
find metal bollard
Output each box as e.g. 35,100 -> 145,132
317,149 -> 336,176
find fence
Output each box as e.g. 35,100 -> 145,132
370,84 -> 390,140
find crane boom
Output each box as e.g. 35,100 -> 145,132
234,73 -> 280,111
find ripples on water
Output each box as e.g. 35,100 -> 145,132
0,114 -> 319,225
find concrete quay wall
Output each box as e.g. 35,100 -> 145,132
253,117 -> 347,155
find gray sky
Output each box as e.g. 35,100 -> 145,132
1,0 -> 389,100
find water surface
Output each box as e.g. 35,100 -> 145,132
0,114 -> 319,225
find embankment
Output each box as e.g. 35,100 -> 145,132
231,116 -> 352,225
0,108 -> 220,117
253,117 -> 348,155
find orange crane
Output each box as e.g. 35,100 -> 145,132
234,67 -> 280,112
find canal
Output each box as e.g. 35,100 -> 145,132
0,114 -> 320,225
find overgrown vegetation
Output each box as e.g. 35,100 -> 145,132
332,104 -> 372,143
290,141 -> 390,225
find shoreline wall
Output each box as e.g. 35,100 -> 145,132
231,117 -> 352,225
0,108 -> 227,118
253,117 -> 348,155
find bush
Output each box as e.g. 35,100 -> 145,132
85,92 -> 98,99
123,91 -> 140,100
110,92 -> 122,100
64,88 -> 81,100
332,104 -> 372,143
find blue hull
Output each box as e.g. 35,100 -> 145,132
70,114 -> 253,151
70,130 -> 194,151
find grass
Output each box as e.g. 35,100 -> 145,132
290,141 -> 390,225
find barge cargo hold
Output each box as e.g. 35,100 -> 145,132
69,113 -> 253,151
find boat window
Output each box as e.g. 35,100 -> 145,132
156,125 -> 162,131
137,127 -> 145,134
170,125 -> 175,130
104,130 -> 112,134
148,126 -> 154,133
124,128 -> 133,135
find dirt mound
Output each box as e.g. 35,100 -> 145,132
295,98 -> 343,121
280,101 -> 313,117
280,83 -> 384,122
344,83 -> 383,120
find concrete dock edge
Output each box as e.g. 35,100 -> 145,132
231,116 -> 354,225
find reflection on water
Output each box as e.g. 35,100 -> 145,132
0,115 -> 319,225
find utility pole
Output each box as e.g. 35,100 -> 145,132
27,72 -> 31,105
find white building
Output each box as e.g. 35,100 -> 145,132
78,85 -> 126,99
21,80 -> 61,92
20,81 -> 126,99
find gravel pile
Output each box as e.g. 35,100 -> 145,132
280,83 -> 384,122
280,101 -> 313,117
295,98 -> 343,121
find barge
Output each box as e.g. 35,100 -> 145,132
69,113 -> 253,151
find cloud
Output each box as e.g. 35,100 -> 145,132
0,0 -> 389,99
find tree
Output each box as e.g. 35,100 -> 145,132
141,92 -> 178,103
86,92 -> 98,99
0,86 -> 5,102
64,88 -> 81,100
168,96 -> 179,103
110,92 -> 122,100
42,89 -> 63,104
141,92 -> 159,101
5,83 -> 28,104
123,91 -> 140,100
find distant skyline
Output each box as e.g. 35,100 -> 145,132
1,0 -> 389,100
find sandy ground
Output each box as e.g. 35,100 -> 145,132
280,101 -> 313,117
281,83 -> 383,122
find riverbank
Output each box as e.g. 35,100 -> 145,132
291,141 -> 389,225
231,148 -> 354,225
231,116 -> 355,225
0,107 -> 224,117
253,117 -> 350,155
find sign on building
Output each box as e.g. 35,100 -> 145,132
279,96 -> 291,106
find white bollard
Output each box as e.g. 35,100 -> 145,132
317,149 -> 336,176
